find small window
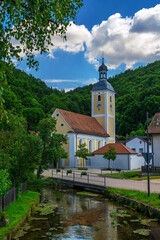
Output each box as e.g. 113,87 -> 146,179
110,96 -> 112,102
61,123 -> 64,126
89,140 -> 92,153
56,113 -> 59,116
139,148 -> 143,153
132,148 -> 136,151
110,104 -> 112,109
98,141 -> 101,149
98,95 -> 101,102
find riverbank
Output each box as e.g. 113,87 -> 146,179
0,191 -> 40,240
105,187 -> 160,219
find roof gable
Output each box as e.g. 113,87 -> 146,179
148,113 -> 160,134
56,108 -> 109,137
92,143 -> 137,155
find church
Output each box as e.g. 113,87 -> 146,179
52,58 -> 115,167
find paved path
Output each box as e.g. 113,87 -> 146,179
43,169 -> 160,194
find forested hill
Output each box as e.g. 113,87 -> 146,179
3,61 -> 160,135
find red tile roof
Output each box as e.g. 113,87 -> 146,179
148,113 -> 160,134
57,108 -> 109,137
92,143 -> 137,154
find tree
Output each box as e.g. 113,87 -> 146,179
0,0 -> 83,69
76,143 -> 91,167
0,111 -> 43,185
103,145 -> 117,168
37,116 -> 67,178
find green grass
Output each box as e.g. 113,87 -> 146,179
100,171 -> 160,180
0,191 -> 40,239
100,171 -> 141,179
107,187 -> 160,209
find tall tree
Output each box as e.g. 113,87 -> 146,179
37,116 -> 67,178
76,143 -> 91,167
103,145 -> 117,168
0,0 -> 83,69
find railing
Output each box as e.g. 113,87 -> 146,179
142,166 -> 160,173
52,170 -> 107,188
0,182 -> 27,211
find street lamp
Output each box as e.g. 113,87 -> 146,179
146,111 -> 150,197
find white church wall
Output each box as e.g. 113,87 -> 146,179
153,134 -> 160,167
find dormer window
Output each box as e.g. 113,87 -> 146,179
98,95 -> 101,101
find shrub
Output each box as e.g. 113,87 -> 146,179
56,169 -> 61,173
78,167 -> 88,170
0,170 -> 12,199
81,171 -> 87,176
116,168 -> 121,173
66,170 -> 72,175
61,167 -> 65,169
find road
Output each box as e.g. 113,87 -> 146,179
43,169 -> 160,194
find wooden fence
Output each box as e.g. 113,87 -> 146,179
0,182 -> 27,211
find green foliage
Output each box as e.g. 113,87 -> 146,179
0,111 -> 43,185
103,146 -> 116,168
107,187 -> 160,209
0,170 -> 12,199
81,171 -> 87,176
66,170 -> 72,175
0,191 -> 39,238
37,116 -> 67,178
78,167 -> 88,170
0,0 -> 83,69
76,143 -> 91,167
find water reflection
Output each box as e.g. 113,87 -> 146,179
17,188 -> 157,240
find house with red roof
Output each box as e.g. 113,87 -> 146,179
91,143 -> 145,170
52,58 -> 116,167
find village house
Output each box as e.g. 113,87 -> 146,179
148,113 -> 160,167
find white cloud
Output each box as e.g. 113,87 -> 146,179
64,88 -> 75,92
48,22 -> 91,57
11,4 -> 160,71
85,4 -> 160,69
43,79 -> 79,83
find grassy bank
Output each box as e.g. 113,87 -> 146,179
100,171 -> 160,180
107,187 -> 160,209
0,191 -> 40,239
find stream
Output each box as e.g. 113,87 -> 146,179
13,187 -> 160,240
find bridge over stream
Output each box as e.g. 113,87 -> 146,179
43,169 -> 160,194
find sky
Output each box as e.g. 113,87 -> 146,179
17,0 -> 160,92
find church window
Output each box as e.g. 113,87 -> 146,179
98,141 -> 101,149
110,104 -> 112,109
79,139 -> 82,145
110,96 -> 112,102
61,123 -> 64,126
104,141 -> 107,146
89,140 -> 92,153
56,113 -> 59,116
98,95 -> 101,101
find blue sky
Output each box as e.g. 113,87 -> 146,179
18,0 -> 160,91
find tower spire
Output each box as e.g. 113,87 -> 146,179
98,56 -> 108,81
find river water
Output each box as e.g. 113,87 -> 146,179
14,188 -> 160,240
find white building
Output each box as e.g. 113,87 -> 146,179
91,143 -> 145,170
126,136 -> 152,154
148,113 -> 160,167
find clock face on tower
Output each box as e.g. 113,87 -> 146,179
97,103 -> 101,108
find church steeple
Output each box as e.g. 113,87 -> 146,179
98,57 -> 108,81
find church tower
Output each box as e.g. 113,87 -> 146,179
91,58 -> 115,143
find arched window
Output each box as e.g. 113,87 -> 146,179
110,96 -> 112,102
98,95 -> 101,102
79,139 -> 82,145
104,141 -> 107,146
98,141 -> 101,149
89,140 -> 92,153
